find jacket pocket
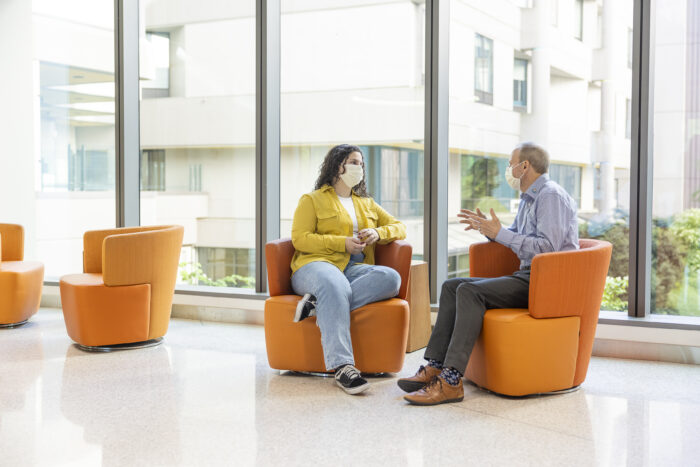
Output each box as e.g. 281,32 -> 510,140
316,209 -> 340,235
364,211 -> 379,229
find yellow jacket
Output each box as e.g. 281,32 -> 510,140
291,185 -> 407,274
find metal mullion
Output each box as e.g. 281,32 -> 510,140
114,0 -> 141,227
255,0 -> 281,293
628,0 -> 655,317
424,0 -> 449,304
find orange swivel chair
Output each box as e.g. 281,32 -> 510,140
0,224 -> 44,327
59,225 -> 184,350
264,238 -> 412,374
464,239 -> 612,396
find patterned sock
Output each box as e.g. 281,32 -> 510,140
440,366 -> 462,386
426,359 -> 443,370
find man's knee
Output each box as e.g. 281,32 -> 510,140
455,281 -> 482,301
441,278 -> 465,296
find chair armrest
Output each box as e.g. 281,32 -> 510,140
0,223 -> 24,261
468,241 -> 520,278
266,238 -> 295,297
529,240 -> 612,319
375,240 -> 412,300
102,226 -> 184,286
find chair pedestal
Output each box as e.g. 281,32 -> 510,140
465,309 -> 581,397
264,295 -> 409,374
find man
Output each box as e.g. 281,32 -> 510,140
398,142 -> 579,406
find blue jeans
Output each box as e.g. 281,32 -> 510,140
290,253 -> 401,370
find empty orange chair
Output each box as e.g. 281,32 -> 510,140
465,239 -> 612,396
0,223 -> 44,327
264,238 -> 412,374
60,225 -> 184,350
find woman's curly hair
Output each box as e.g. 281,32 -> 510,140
314,144 -> 369,197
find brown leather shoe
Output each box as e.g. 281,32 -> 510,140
397,365 -> 442,393
403,376 -> 464,406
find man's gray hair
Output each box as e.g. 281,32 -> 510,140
517,142 -> 549,174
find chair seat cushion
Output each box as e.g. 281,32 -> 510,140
264,295 -> 409,373
60,273 -> 151,347
465,308 -> 581,396
0,261 -> 44,324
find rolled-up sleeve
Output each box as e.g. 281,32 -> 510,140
495,194 -> 569,263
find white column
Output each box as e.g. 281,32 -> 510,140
0,0 -> 37,258
522,0 -> 551,149
598,0 -> 620,216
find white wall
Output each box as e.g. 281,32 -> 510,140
0,0 -> 38,259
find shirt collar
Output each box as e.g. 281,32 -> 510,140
520,173 -> 549,201
321,184 -> 358,197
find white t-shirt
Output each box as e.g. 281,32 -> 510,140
338,195 -> 359,235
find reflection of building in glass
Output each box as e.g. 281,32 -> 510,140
5,0 -> 695,289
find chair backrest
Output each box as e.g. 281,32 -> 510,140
86,225 -> 184,340
0,223 -> 24,262
266,238 -> 412,300
469,241 -> 520,278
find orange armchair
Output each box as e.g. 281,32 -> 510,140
464,239 -> 612,396
59,225 -> 184,349
264,238 -> 412,374
0,223 -> 44,327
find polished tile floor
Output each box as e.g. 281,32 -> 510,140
1,309 -> 699,467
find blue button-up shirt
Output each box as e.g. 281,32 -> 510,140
495,174 -> 579,269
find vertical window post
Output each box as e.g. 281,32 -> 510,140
256,0 -> 281,293
424,0 -> 449,303
114,0 -> 141,227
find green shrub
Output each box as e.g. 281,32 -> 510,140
601,276 -> 628,311
179,262 -> 255,289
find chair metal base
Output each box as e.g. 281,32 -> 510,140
467,379 -> 582,398
0,319 -> 29,329
76,337 -> 164,352
290,370 -> 388,378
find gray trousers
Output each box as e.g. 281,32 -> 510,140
424,270 -> 531,373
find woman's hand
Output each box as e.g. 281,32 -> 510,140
357,228 -> 379,245
345,236 -> 367,254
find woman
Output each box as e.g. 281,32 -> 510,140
290,144 -> 407,395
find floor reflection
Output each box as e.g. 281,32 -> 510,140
0,309 -> 698,466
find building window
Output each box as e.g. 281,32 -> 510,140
513,58 -> 528,111
189,164 -> 202,192
141,149 -> 165,191
364,145 -> 424,219
549,163 -> 582,207
574,0 -> 584,41
196,247 -> 255,288
474,34 -> 494,105
628,28 -> 634,68
448,253 -> 469,279
142,32 -> 170,99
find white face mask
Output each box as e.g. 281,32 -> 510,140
339,164 -> 364,189
505,161 -> 525,191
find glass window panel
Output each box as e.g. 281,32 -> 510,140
138,0 -> 256,290
280,1 -> 425,259
448,0 -> 632,313
0,0 -> 116,279
651,1 -> 700,317
513,58 -> 528,109
474,34 -> 494,105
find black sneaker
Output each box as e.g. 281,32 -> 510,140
334,364 -> 370,395
293,293 -> 317,322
